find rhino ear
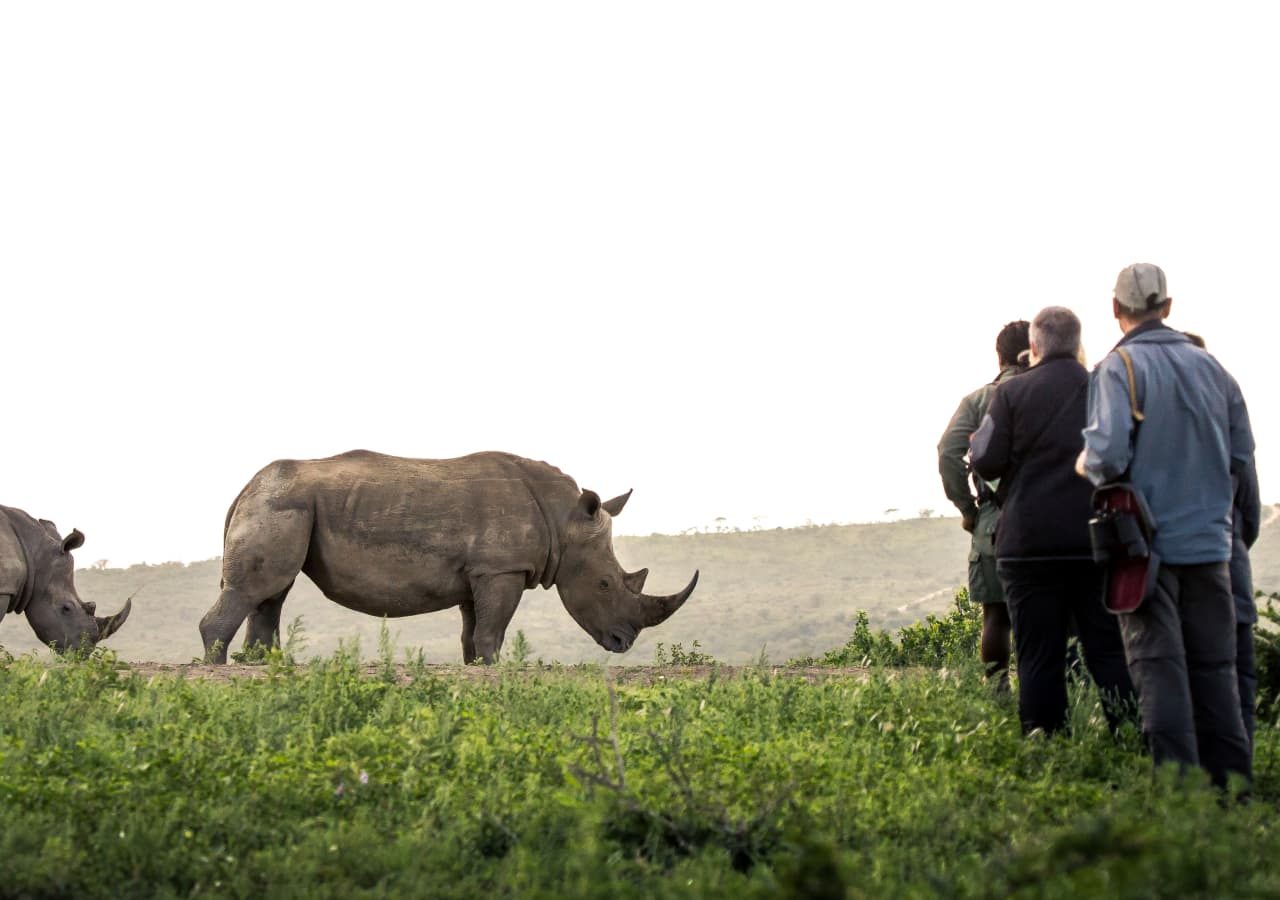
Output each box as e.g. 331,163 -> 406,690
602,490 -> 633,517
576,490 -> 601,520
62,529 -> 85,554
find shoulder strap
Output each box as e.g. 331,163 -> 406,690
1115,348 -> 1145,423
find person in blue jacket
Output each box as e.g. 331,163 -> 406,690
1079,263 -> 1256,789
1184,332 -> 1262,751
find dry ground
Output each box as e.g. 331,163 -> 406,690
118,661 -> 880,685
5,509 -> 1278,665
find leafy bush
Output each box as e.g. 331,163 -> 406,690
1254,591 -> 1280,718
653,640 -> 717,666
506,630 -> 533,665
816,587 -> 981,668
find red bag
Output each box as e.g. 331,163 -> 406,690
1089,483 -> 1158,614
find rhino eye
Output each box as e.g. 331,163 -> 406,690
60,601 -> 74,615
597,578 -> 611,592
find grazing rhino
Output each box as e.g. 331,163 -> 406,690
0,505 -> 132,652
200,450 -> 698,663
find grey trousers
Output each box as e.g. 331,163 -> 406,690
1118,561 -> 1251,788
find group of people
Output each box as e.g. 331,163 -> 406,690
937,263 -> 1260,790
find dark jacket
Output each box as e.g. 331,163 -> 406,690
1232,456 -> 1262,624
969,354 -> 1093,560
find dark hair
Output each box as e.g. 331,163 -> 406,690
1120,298 -> 1171,323
996,320 -> 1031,367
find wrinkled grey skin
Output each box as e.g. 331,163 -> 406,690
200,450 -> 698,663
0,506 -> 132,652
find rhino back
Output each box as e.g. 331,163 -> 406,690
233,451 -> 579,615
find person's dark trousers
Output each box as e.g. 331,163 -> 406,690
997,559 -> 1136,736
1117,561 -> 1251,789
1237,621 -> 1257,751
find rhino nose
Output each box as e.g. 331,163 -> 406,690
603,632 -> 634,653
84,601 -> 96,615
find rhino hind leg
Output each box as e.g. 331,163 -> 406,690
203,503 -> 312,664
201,587 -> 263,663
242,580 -> 295,656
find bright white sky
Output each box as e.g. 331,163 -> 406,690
3,2 -> 1277,566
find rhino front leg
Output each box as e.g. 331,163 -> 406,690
469,573 -> 525,664
460,600 -> 478,664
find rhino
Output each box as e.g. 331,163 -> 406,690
0,505 -> 132,652
200,450 -> 698,663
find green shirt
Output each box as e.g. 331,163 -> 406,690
937,365 -> 1023,521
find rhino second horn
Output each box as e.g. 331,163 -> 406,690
623,568 -> 649,594
639,570 -> 699,627
95,598 -> 132,640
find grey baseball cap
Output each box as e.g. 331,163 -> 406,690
1114,263 -> 1168,311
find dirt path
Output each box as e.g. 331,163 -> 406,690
896,587 -> 953,614
1263,504 -> 1280,531
120,661 -> 878,685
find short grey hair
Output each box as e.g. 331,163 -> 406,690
1030,306 -> 1081,360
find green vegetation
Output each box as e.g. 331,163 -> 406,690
4,516 -> 1279,895
4,615 -> 1280,898
814,588 -> 982,668
1252,591 -> 1280,720
653,641 -> 717,666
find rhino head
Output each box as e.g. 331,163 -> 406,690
554,489 -> 698,653
22,525 -> 131,653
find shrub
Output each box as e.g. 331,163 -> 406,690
1254,591 -> 1280,717
653,640 -> 716,666
817,587 -> 981,667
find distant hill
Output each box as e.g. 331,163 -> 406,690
5,508 -> 1279,664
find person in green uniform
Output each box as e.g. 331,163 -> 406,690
937,320 -> 1030,686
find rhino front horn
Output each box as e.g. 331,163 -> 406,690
96,598 -> 132,640
639,570 -> 699,627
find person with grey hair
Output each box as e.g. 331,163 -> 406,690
970,306 -> 1135,736
1079,264 -> 1255,789
1026,306 -> 1081,365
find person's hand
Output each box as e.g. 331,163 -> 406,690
1074,449 -> 1088,478
962,512 -> 977,533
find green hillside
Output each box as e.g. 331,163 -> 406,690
5,509 -> 1279,664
